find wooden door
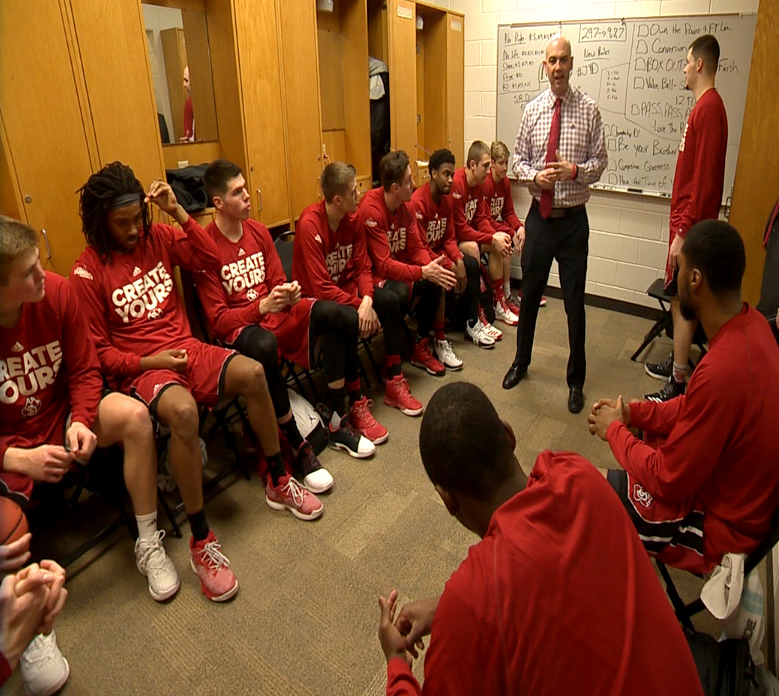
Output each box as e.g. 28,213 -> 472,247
446,12 -> 464,166
0,0 -> 94,275
70,0 -> 165,188
278,0 -> 324,217
387,1 -> 417,168
233,0 -> 290,227
161,28 -> 188,143
728,0 -> 779,306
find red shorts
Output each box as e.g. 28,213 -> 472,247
127,338 -> 237,415
260,298 -> 315,368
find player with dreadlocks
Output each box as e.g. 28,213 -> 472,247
70,162 -> 324,602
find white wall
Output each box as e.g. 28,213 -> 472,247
426,0 -> 759,307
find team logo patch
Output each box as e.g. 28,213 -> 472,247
72,266 -> 93,281
11,342 -> 24,353
152,383 -> 165,397
314,234 -> 322,244
452,191 -> 462,199
132,266 -> 142,277
147,308 -> 162,320
415,211 -> 423,220
364,219 -> 378,228
247,288 -> 258,301
632,483 -> 654,509
238,248 -> 246,257
21,396 -> 42,418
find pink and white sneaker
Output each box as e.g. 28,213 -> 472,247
478,307 -> 503,341
190,531 -> 239,602
266,474 -> 324,521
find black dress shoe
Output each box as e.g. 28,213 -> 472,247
568,387 -> 584,414
502,364 -> 527,390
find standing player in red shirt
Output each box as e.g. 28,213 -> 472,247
411,149 -> 490,362
451,141 -> 514,341
294,162 -> 424,439
644,35 -> 728,402
360,151 -> 456,379
0,216 -> 183,607
377,382 -> 703,696
195,159 -> 373,466
70,163 -> 324,600
483,141 -> 547,312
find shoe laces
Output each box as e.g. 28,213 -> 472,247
279,477 -> 307,507
197,538 -> 231,571
22,632 -> 58,664
353,398 -> 378,424
415,341 -> 434,361
136,529 -> 168,571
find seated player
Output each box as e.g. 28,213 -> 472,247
483,141 -> 546,311
412,149 -> 490,362
451,141 -> 512,340
1,558 -> 68,694
377,382 -> 704,696
69,164 -> 324,590
360,151 -> 456,378
196,158 -> 373,466
1,216 -> 184,604
294,162 -> 423,437
588,220 -> 779,574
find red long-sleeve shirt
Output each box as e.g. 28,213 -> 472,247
482,171 -> 523,233
69,217 -> 220,387
359,187 -> 429,285
386,451 -> 703,696
451,168 -> 498,246
668,89 -> 728,244
293,200 -> 373,308
607,305 -> 779,572
0,272 -> 102,471
410,183 -> 462,270
194,219 -> 288,345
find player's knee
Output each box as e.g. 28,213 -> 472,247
123,400 -> 154,442
246,361 -> 268,394
253,332 -> 278,364
461,241 -> 479,258
166,399 -> 200,439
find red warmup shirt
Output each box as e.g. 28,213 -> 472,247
194,218 -> 289,345
293,200 -> 373,308
482,171 -> 523,233
410,183 -> 462,270
386,451 -> 703,696
666,89 -> 728,282
69,217 -> 220,388
359,187 -> 430,285
0,273 -> 102,472
450,167 -> 498,246
607,305 -> 779,573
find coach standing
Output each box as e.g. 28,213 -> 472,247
502,35 -> 607,414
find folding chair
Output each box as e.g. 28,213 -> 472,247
631,277 -> 708,363
656,507 -> 779,671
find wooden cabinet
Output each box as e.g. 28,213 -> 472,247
206,0 -> 290,228
0,0 -> 164,276
446,11 -> 465,166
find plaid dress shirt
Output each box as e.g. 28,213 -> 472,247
513,86 -> 607,208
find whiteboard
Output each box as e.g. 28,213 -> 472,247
496,15 -> 756,200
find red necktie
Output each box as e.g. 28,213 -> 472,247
539,98 -> 561,220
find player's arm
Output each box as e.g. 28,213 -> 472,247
364,215 -> 423,284
193,269 -> 262,344
352,221 -> 377,301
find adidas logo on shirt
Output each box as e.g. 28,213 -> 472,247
11,342 -> 24,353
133,266 -> 142,277
238,248 -> 246,257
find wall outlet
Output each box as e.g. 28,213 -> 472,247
178,160 -> 189,168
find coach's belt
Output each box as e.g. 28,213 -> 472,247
548,204 -> 585,218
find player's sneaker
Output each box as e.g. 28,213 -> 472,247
434,339 -> 463,370
465,319 -> 495,349
266,474 -> 323,521
190,531 -> 239,602
645,353 -> 674,381
410,338 -> 446,376
506,295 -> 521,315
384,375 -> 424,416
20,631 -> 70,696
494,298 -> 519,326
317,404 -> 376,458
294,441 -> 333,494
644,378 -> 686,403
350,397 -> 389,444
134,529 -> 181,601
478,308 -> 503,341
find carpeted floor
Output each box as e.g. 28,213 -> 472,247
3,297 -> 716,695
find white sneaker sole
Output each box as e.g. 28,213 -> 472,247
384,397 -> 424,417
137,564 -> 181,602
25,656 -> 70,696
327,438 -> 377,457
466,333 -> 495,349
410,359 -> 446,376
302,471 -> 334,494
265,494 -> 324,521
189,558 -> 239,602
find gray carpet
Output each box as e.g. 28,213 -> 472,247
3,298 -> 716,695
